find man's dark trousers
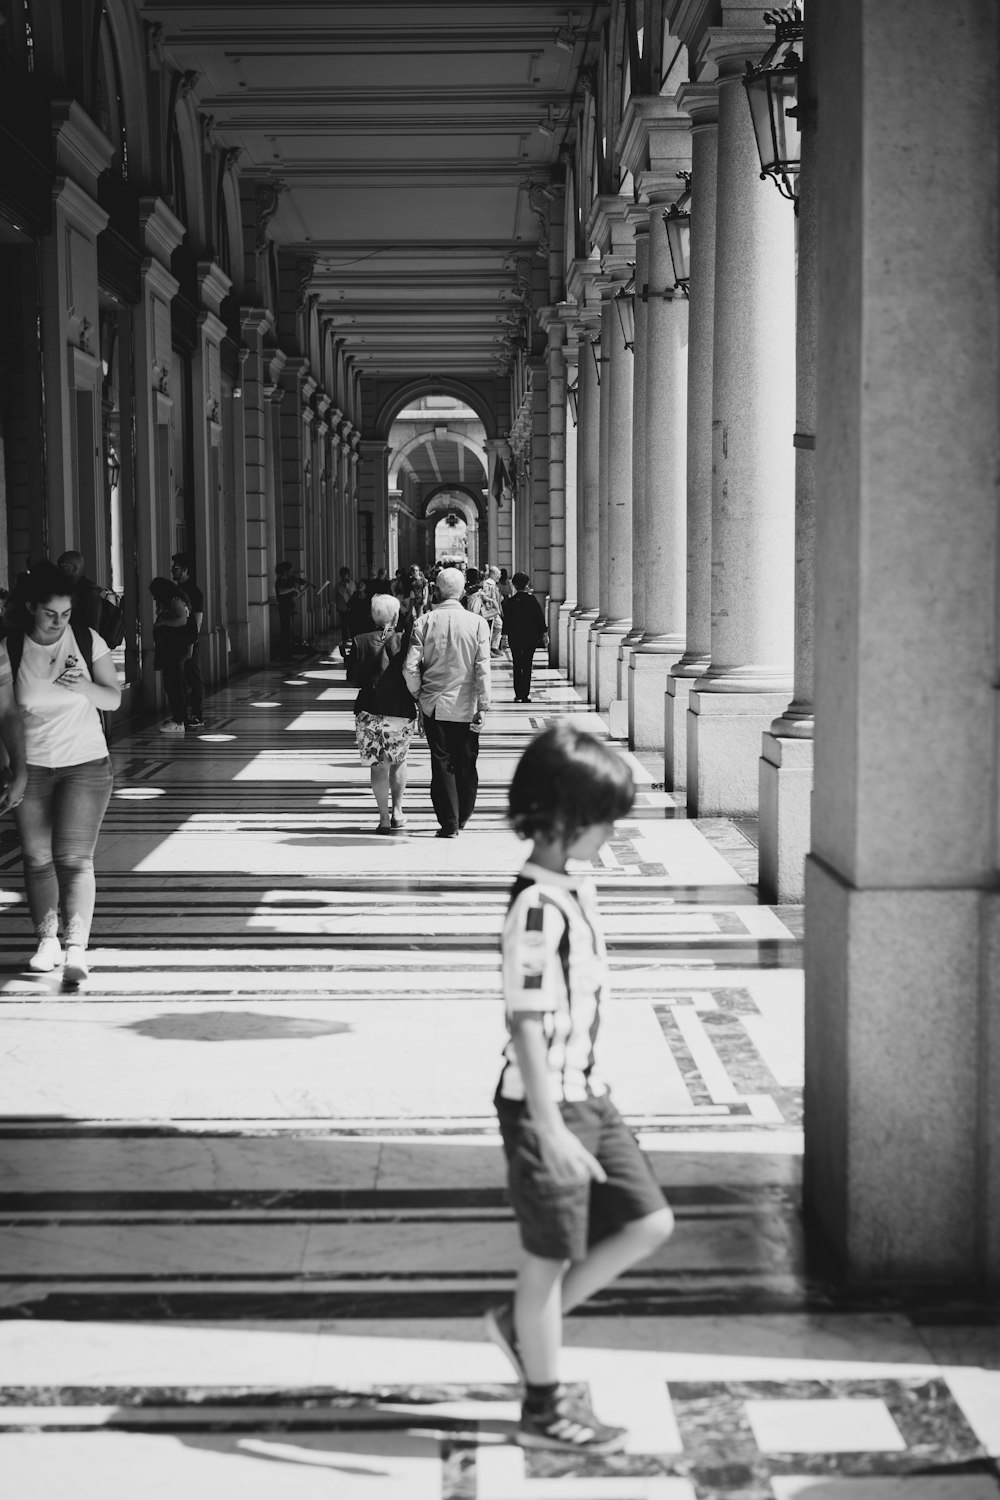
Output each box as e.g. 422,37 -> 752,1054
183,641 -> 204,720
423,712 -> 480,833
510,643 -> 536,702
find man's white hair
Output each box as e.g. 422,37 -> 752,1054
370,592 -> 400,627
436,567 -> 465,601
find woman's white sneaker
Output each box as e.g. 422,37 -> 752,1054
63,946 -> 89,984
29,937 -> 63,973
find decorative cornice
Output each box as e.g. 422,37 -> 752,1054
197,261 -> 233,319
675,81 -> 720,127
51,101 -> 115,196
139,196 -> 186,263
51,175 -> 108,237
586,195 -> 636,262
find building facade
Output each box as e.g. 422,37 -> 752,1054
0,0 -> 997,1291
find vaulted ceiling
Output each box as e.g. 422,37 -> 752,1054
141,1 -> 607,378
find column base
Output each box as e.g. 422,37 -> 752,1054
665,671 -> 702,791
586,617 -> 605,701
758,731 -> 813,903
805,855 -> 1000,1286
596,623 -> 630,712
557,602 -> 576,676
628,648 -> 683,753
571,611 -> 597,690
687,688 -> 789,816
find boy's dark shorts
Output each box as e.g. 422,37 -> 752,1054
495,1090 -> 669,1262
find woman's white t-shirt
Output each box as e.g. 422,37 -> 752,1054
0,627 -> 110,768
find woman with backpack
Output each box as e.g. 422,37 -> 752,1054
347,591 -> 417,834
0,560 -> 121,982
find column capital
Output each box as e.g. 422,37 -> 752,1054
586,194 -> 636,263
51,99 -> 115,194
239,306 -> 274,343
565,255 -> 604,311
616,96 -> 693,202
138,196 -> 186,263
197,260 -> 233,319
699,24 -> 773,81
675,80 -> 720,127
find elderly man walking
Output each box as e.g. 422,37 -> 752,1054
403,566 -> 491,838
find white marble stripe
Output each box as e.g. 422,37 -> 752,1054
669,1007 -> 742,1105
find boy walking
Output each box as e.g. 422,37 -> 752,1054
486,723 -> 674,1452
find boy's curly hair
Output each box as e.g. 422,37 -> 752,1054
508,723 -> 635,842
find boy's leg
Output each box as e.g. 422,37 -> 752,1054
513,1252 -> 565,1386
561,1096 -> 675,1313
560,1205 -> 675,1314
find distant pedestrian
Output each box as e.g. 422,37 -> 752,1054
168,553 -> 204,729
335,567 -> 357,643
484,723 -> 674,1453
56,551 -> 102,635
275,562 -> 301,661
347,592 -> 417,834
402,566 -> 491,837
501,572 -> 548,703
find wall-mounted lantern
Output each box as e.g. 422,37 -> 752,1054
663,171 -> 692,296
743,5 -> 803,208
589,334 -> 601,386
614,275 -> 636,352
106,445 -> 121,491
567,379 -> 579,426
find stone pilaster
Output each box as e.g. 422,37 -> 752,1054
569,313 -> 601,689
134,197 -> 184,700
191,261 -> 233,685
239,308 -> 274,668
686,22 -> 796,815
758,0 -> 817,902
539,308 -> 568,659
628,184 -> 690,750
666,84 -> 717,789
558,323 -> 579,670
806,0 -> 1000,1288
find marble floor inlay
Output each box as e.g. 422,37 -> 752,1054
0,644 -> 997,1499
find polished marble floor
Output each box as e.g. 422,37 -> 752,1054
0,644 -> 996,1498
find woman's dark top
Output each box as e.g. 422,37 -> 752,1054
350,628 -> 417,719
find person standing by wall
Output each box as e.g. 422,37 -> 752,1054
169,553 -> 204,729
56,551 -> 102,635
501,572 -> 548,703
403,566 -> 491,838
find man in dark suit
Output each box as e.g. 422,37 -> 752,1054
501,572 -> 547,704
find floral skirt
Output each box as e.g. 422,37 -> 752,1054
354,711 -> 415,766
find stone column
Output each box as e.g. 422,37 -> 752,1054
134,197 -> 184,701
806,0 -> 1000,1288
629,204 -> 689,750
616,222 -> 649,740
558,326 -> 579,672
666,85 -> 717,789
758,1 -> 817,903
192,261 -> 233,687
239,307 -> 275,668
686,22 -> 796,815
542,310 -> 568,658
593,274 -> 634,712
570,312 -> 601,687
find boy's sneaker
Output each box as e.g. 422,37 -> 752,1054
158,720 -> 185,735
484,1303 -> 525,1383
517,1392 -> 626,1454
185,718 -> 205,730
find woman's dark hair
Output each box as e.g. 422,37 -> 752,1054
25,560 -> 75,609
508,723 -> 634,842
149,575 -> 182,608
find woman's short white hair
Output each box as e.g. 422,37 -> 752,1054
370,592 -> 400,627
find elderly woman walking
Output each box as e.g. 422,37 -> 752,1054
0,559 -> 121,982
347,591 -> 417,834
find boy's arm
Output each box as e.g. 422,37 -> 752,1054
509,1015 -> 606,1186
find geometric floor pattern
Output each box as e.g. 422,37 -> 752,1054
0,642 -> 997,1497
